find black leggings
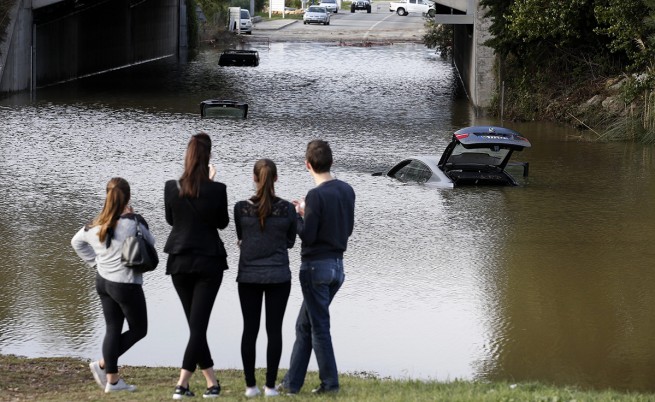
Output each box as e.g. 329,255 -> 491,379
172,271 -> 223,372
95,274 -> 148,374
238,281 -> 291,388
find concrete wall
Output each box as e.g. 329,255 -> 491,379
34,0 -> 179,86
0,0 -> 33,92
453,23 -> 473,101
1,0 -> 183,92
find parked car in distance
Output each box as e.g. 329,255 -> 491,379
304,6 -> 331,24
374,126 -> 532,188
351,0 -> 371,13
319,0 -> 339,13
389,0 -> 435,16
240,9 -> 253,34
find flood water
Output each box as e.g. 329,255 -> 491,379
2,42 -> 655,392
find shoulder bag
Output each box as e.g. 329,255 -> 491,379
121,216 -> 159,272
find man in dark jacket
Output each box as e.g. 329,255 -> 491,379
280,139 -> 356,394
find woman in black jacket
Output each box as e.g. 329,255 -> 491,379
164,132 -> 228,399
234,159 -> 296,398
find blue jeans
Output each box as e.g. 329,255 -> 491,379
283,259 -> 345,392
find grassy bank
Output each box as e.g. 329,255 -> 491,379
1,355 -> 654,401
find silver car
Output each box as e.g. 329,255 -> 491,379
375,126 -> 532,188
240,9 -> 253,34
303,6 -> 331,25
319,0 -> 339,13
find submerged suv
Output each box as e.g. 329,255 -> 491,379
351,0 -> 371,13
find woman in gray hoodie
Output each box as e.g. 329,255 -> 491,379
71,177 -> 154,393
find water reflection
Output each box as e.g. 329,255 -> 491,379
1,43 -> 655,391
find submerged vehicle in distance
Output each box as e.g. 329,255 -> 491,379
218,49 -> 259,67
200,100 -> 249,119
375,126 -> 531,188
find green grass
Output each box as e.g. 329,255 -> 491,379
2,355 -> 655,401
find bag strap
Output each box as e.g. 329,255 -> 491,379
132,216 -> 144,238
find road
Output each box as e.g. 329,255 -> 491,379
252,2 -> 429,43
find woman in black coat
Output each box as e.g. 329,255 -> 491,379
164,132 -> 228,399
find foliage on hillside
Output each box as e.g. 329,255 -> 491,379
426,0 -> 655,142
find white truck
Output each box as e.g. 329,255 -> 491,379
389,0 -> 435,16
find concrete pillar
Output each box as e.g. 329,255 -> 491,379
435,0 -> 496,115
472,3 -> 495,113
179,0 -> 188,60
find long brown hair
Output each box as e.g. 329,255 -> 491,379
179,132 -> 212,198
251,159 -> 277,230
92,177 -> 131,244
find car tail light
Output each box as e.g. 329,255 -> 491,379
455,133 -> 469,140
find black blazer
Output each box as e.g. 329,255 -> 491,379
164,180 -> 229,258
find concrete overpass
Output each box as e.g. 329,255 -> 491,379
0,0 -> 187,92
432,0 -> 495,114
0,0 -> 496,114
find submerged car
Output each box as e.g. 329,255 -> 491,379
376,126 -> 531,188
304,6 -> 331,25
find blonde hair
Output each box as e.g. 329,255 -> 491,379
91,177 -> 130,244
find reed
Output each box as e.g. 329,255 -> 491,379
596,89 -> 655,144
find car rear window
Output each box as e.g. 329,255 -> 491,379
447,145 -> 508,166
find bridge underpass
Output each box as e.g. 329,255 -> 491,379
0,0 -> 186,92
432,0 -> 496,115
0,0 -> 496,115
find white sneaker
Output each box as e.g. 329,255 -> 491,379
245,386 -> 261,397
105,378 -> 137,393
264,386 -> 279,397
89,361 -> 106,389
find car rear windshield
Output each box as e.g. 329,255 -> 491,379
446,144 -> 509,167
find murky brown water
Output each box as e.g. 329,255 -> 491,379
1,42 -> 655,392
